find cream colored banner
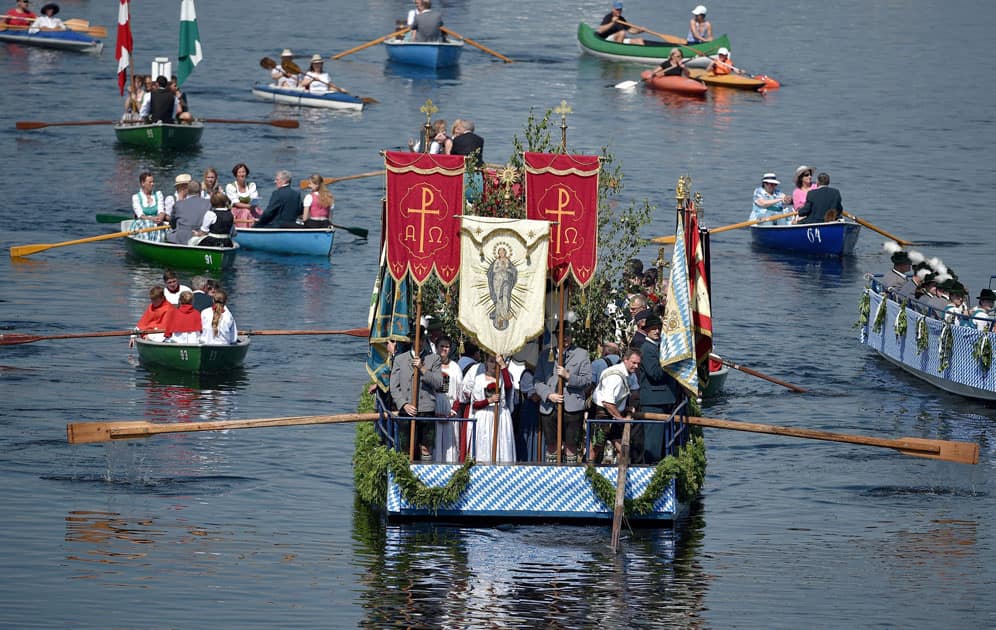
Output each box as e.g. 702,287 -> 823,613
458,216 -> 550,358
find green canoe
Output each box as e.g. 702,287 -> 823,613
577,23 -> 731,63
114,121 -> 204,150
135,336 -> 250,373
120,220 -> 237,271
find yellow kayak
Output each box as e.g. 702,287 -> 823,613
688,68 -> 767,91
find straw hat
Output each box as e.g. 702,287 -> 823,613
281,48 -> 293,57
761,172 -> 780,185
174,173 -> 192,186
794,165 -> 813,179
310,54 -> 323,64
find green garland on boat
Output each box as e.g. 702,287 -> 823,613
973,335 -> 992,371
938,323 -> 953,373
894,300 -> 908,340
872,294 -> 888,333
915,317 -> 929,354
855,290 -> 870,329
584,434 -> 706,516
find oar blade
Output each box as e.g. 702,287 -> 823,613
360,96 -> 379,104
270,119 -> 300,128
68,421 -> 150,444
336,225 -> 369,239
895,438 -> 979,465
9,243 -> 51,258
0,334 -> 44,346
614,80 -> 640,90
15,121 -> 47,130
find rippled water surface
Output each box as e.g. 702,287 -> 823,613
2,0 -> 995,627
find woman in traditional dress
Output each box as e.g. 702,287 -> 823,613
461,353 -> 516,463
200,167 -> 221,200
300,174 -> 334,227
131,171 -> 167,242
225,163 -> 259,227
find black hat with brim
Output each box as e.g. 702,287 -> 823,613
41,3 -> 59,15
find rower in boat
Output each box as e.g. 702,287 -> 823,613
271,49 -> 299,87
3,0 -> 36,28
687,5 -> 712,43
28,2 -> 64,33
750,172 -> 791,224
796,172 -> 844,225
132,285 -> 173,344
300,54 -> 341,94
410,0 -> 444,42
596,1 -> 645,45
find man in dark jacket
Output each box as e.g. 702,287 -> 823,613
254,170 -> 302,228
450,119 -> 484,168
797,172 -> 844,224
637,314 -> 681,464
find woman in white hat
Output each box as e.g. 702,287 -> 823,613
687,5 -> 712,44
301,54 -> 339,93
750,173 -> 792,224
272,49 -> 298,88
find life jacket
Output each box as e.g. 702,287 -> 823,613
713,56 -> 732,75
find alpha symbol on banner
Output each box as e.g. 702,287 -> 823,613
539,185 -> 579,255
401,184 -> 447,255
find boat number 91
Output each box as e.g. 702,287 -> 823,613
806,227 -> 822,243
204,255 -> 213,264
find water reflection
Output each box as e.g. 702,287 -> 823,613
351,501 -> 709,627
749,248 -> 862,287
384,61 -> 461,82
134,367 -> 247,421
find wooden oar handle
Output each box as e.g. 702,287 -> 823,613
652,211 -> 797,244
440,27 -> 512,63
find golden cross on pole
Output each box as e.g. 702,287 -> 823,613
554,99 -> 572,152
420,98 -> 439,154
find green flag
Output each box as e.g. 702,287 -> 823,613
177,0 -> 202,86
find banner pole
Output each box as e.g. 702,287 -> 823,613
409,284 -> 423,462
555,283 -> 566,464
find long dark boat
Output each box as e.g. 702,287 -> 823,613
576,23 -> 730,63
860,279 -> 996,401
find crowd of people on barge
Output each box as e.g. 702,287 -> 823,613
132,270 -> 238,345
879,242 -> 995,332
381,257 -> 681,467
129,166 -> 335,245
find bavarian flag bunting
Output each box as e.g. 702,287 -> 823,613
660,210 -> 699,395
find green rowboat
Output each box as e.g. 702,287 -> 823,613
577,23 -> 731,63
120,220 -> 238,271
114,121 -> 204,150
135,336 -> 250,373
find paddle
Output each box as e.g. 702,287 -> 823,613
614,19 -> 685,45
0,330 -> 159,346
637,413 -> 979,465
201,118 -> 299,128
331,223 -> 369,239
610,421 -> 631,553
95,213 -> 133,224
710,353 -> 806,393
842,211 -> 912,247
67,412 -> 381,444
280,59 -> 378,104
440,27 -> 513,63
10,224 -> 168,258
16,120 -> 119,130
246,328 -> 370,337
331,27 -> 410,60
652,210 -> 797,244
299,170 -> 385,188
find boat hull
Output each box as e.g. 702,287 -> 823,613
135,336 -> 250,373
861,284 -> 996,401
0,29 -> 102,53
701,365 -> 730,398
640,70 -> 707,96
235,226 -> 335,256
120,220 -> 237,270
114,121 -> 204,150
251,84 -> 364,111
750,220 -> 860,257
384,39 -> 463,68
577,23 -> 730,63
687,68 -> 767,90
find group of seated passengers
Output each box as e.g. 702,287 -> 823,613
133,271 -> 237,345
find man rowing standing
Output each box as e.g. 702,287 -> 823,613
596,2 -> 645,46
411,0 -> 444,42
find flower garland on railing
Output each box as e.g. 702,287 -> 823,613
915,317 -> 929,355
871,294 -> 888,333
938,323 -> 953,373
972,334 -> 992,371
584,435 -> 707,516
894,300 -> 908,340
855,290 -> 870,329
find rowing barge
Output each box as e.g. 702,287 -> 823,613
384,38 -> 464,68
0,28 -> 102,53
576,23 -> 730,63
639,70 -> 707,96
235,226 -> 335,256
135,335 -> 250,374
120,220 -> 237,270
686,68 -> 767,90
114,121 -> 204,150
251,83 -> 364,111
750,219 -> 861,257
860,280 -> 996,401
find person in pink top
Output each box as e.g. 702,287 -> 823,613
791,165 -> 817,211
300,174 -> 333,227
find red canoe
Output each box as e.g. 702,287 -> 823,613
640,70 -> 708,96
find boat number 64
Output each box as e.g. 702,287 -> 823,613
806,227 -> 822,243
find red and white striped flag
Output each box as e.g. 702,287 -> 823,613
115,0 -> 133,95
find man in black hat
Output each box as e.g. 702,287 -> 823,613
970,289 -> 995,332
883,250 -> 912,292
636,314 -> 680,464
29,2 -> 64,31
943,283 -> 970,327
628,308 -> 654,349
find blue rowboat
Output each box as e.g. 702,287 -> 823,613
384,39 -> 463,68
749,219 -> 861,257
0,29 -> 102,54
251,83 -> 364,111
235,226 -> 335,256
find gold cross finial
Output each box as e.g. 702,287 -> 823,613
554,100 -> 572,151
554,100 -> 572,117
420,98 -> 438,124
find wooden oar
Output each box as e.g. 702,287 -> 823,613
614,19 -> 686,45
331,27 -> 410,60
246,328 -> 370,337
652,210 -> 796,244
299,170 -> 385,188
842,211 -> 912,247
0,330 -> 158,346
68,412 -> 380,444
710,353 -> 806,393
280,59 -> 378,104
10,224 -> 168,258
16,120 -> 119,130
331,223 -> 369,239
201,118 -> 299,128
610,421 -> 631,553
440,27 -> 512,63
637,413 -> 979,465
95,213 -> 133,224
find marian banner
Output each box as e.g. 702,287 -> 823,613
384,151 -> 465,286
458,216 -> 550,358
523,152 -> 600,287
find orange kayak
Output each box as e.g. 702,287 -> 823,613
640,70 -> 708,96
688,68 -> 767,91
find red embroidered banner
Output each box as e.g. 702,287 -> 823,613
523,152 -> 600,287
384,151 -> 465,286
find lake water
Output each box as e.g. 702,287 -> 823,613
1,0 -> 995,627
